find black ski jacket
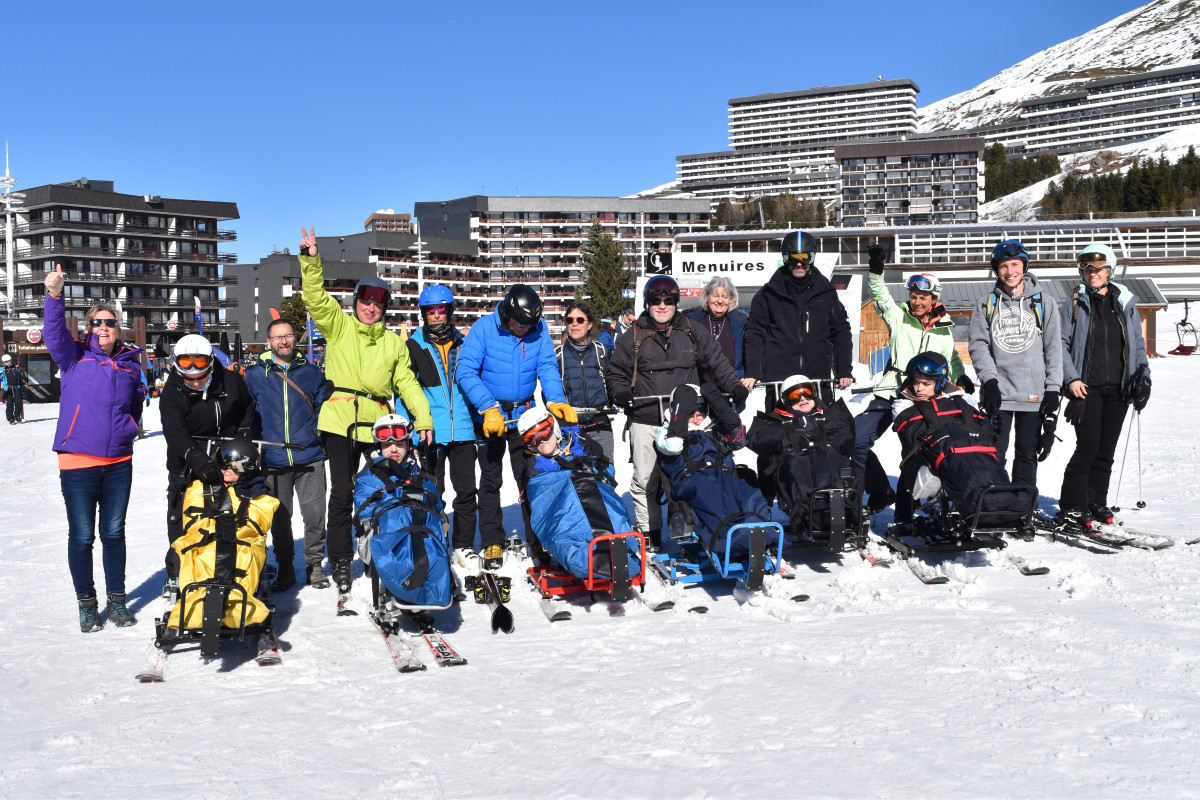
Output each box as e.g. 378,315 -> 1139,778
743,266 -> 853,383
160,362 -> 256,482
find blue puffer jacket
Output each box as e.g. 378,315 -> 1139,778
1060,281 -> 1149,398
243,352 -> 327,470
404,327 -> 475,442
456,307 -> 567,421
685,307 -> 748,378
556,340 -> 609,420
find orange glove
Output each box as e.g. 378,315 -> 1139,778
547,402 -> 577,425
482,407 -> 507,438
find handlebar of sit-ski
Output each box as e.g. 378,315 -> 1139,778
199,435 -> 305,450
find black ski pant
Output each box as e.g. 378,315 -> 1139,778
165,477 -> 186,579
428,440 -> 479,551
476,424 -> 535,551
994,410 -> 1041,489
1060,384 -> 1127,511
322,432 -> 375,566
894,458 -> 922,524
5,389 -> 23,423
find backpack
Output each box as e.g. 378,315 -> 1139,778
985,291 -> 1045,331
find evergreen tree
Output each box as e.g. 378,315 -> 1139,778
279,294 -> 309,337
578,221 -> 634,320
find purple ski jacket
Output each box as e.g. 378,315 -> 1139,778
44,294 -> 145,458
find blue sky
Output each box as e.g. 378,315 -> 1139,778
6,0 -> 1145,262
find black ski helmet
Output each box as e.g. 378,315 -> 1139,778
498,284 -> 543,327
216,436 -> 261,475
643,275 -> 680,308
903,352 -> 950,394
780,230 -> 817,266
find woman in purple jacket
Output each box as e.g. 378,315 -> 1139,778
44,265 -> 145,633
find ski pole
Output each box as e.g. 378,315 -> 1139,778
1113,410 -> 1134,510
1136,410 -> 1146,509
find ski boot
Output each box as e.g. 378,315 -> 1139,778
454,548 -> 482,573
482,544 -> 504,571
78,596 -> 102,633
307,561 -> 330,589
1090,505 -> 1118,525
1056,507 -> 1093,532
106,592 -> 137,627
162,577 -> 179,604
331,560 -> 353,594
528,543 -> 552,567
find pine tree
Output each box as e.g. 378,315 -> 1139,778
578,221 -> 634,320
279,294 -> 309,337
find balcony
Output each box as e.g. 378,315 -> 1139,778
20,268 -> 238,286
15,243 -> 237,263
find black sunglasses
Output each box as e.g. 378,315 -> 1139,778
565,316 -> 589,324
89,318 -> 119,329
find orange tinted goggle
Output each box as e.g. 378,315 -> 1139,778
374,424 -> 410,443
785,385 -> 816,404
785,252 -> 814,266
1078,253 -> 1108,269
521,416 -> 556,445
176,355 -> 211,370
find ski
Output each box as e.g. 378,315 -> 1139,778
539,596 -> 573,622
640,595 -> 676,612
135,642 -> 168,683
1187,536 -> 1200,546
254,632 -> 283,666
1031,513 -> 1131,549
466,572 -> 515,634
367,612 -> 426,673
337,592 -> 358,616
903,557 -> 949,585
1090,521 -> 1174,550
402,612 -> 467,667
1006,555 -> 1050,576
857,546 -> 893,567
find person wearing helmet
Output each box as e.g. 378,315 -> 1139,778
743,230 -> 854,407
297,227 -> 432,596
43,264 -> 146,632
160,331 -> 256,588
856,245 -> 971,513
457,283 -> 576,569
968,239 -> 1063,490
606,275 -> 748,550
1,351 -> 29,425
1056,242 -> 1151,529
517,405 -> 564,458
403,285 -> 482,572
243,318 -> 329,590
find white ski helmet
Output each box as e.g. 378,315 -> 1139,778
517,406 -> 559,446
372,412 -> 412,444
905,272 -> 942,299
1077,242 -> 1117,274
1,353 -> 11,364
172,334 -> 214,378
780,374 -> 818,404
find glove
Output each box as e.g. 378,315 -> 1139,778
1039,391 -> 1061,419
482,407 -> 507,438
1129,365 -> 1151,411
867,244 -> 886,275
731,380 -> 750,404
667,385 -> 700,439
1037,411 -> 1058,462
981,379 -> 1002,415
1064,396 -> 1086,426
611,387 -> 633,409
701,382 -> 742,433
547,402 -> 577,425
955,375 -> 975,395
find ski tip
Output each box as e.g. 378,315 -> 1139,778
790,594 -> 811,602
687,606 -> 709,614
135,674 -> 163,683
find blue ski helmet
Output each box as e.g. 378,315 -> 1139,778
990,240 -> 1028,274
904,352 -> 949,393
419,284 -> 455,309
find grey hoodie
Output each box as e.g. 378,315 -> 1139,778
968,273 -> 1064,412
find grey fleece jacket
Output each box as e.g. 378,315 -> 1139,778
967,273 -> 1064,412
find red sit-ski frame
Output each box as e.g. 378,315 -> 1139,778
527,531 -> 646,599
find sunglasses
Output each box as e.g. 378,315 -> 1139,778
357,285 -> 390,307
176,355 -> 211,370
521,416 -> 556,446
374,424 -> 410,443
785,251 -> 815,266
89,318 -> 119,329
647,293 -> 679,307
423,305 -> 448,315
785,385 -> 816,405
565,316 -> 589,324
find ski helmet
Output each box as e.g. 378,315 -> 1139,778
418,284 -> 455,310
372,412 -> 412,444
904,352 -> 949,393
781,374 -> 818,406
498,284 -> 543,327
990,240 -> 1028,274
216,436 -> 260,475
1077,243 -> 1117,274
172,334 -> 214,378
354,275 -> 391,311
643,275 -> 681,308
905,272 -> 942,299
517,406 -> 559,447
780,230 -> 817,269
1,354 -> 10,364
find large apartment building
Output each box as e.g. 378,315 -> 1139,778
836,138 -> 986,226
1,179 -> 238,339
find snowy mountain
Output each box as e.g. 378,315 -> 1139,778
918,0 -> 1200,132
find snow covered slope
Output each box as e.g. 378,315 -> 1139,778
5,314 -> 1200,797
919,0 -> 1200,132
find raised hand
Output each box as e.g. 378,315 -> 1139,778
299,227 -> 318,256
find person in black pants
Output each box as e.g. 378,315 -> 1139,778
2,354 -> 27,424
1058,243 -> 1151,526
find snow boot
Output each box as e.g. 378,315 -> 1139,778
106,593 -> 137,628
78,596 -> 102,633
274,563 -> 297,593
307,561 -> 330,589
454,548 -> 482,573
482,544 -> 504,571
331,559 -> 353,594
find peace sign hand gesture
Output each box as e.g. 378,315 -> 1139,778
300,227 -> 318,257
45,263 -> 65,299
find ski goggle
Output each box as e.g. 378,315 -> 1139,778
175,354 -> 211,370
373,424 -> 410,443
785,251 -> 815,266
356,285 -> 390,307
1078,253 -> 1108,269
89,318 -> 119,329
784,384 -> 816,405
422,304 -> 448,315
906,274 -> 936,293
217,451 -> 254,474
521,416 -> 556,446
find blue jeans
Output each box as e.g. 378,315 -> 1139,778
61,459 -> 132,598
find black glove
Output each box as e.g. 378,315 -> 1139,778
981,379 -> 1002,415
1039,391 -> 1061,419
1128,365 -> 1151,411
1064,396 -> 1086,426
867,244 -> 886,275
731,381 -> 750,404
667,385 -> 700,439
611,387 -> 633,409
701,382 -> 742,432
955,375 -> 975,395
1037,411 -> 1058,462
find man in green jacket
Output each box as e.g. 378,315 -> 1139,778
856,244 -> 972,510
298,226 -> 433,596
